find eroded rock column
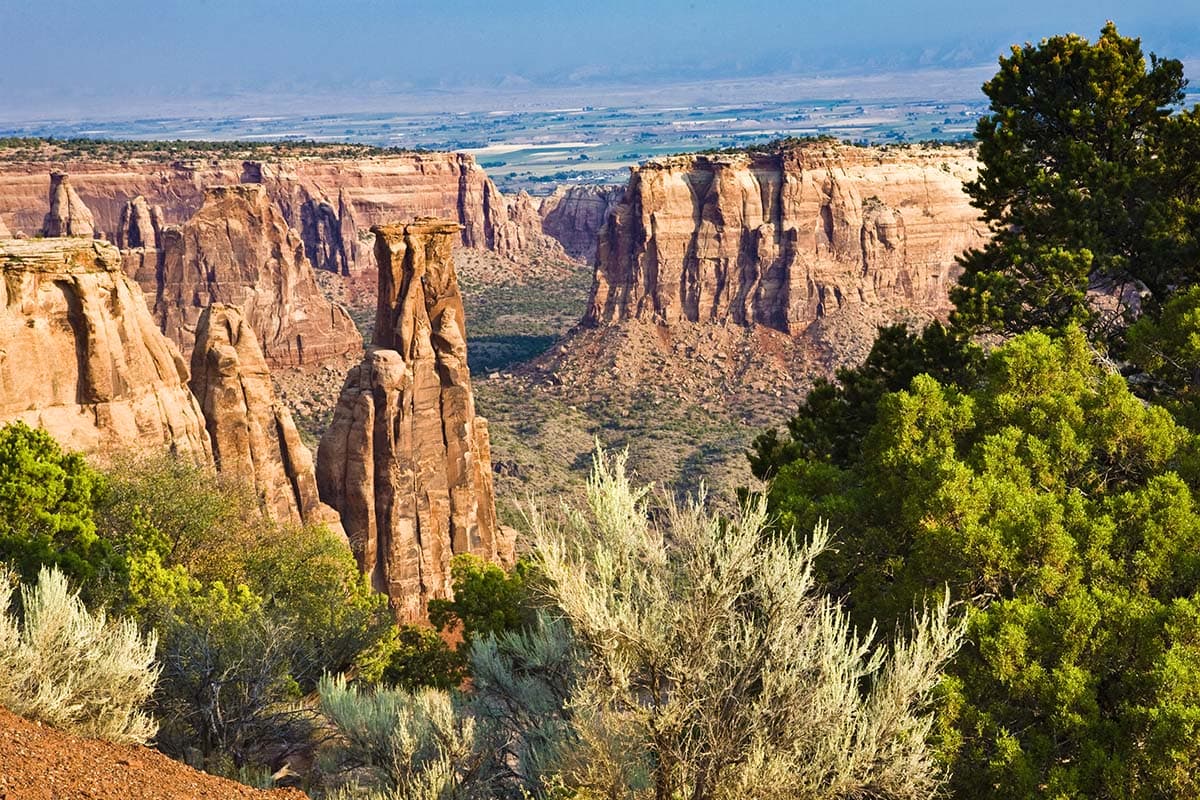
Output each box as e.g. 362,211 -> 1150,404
190,303 -> 344,534
317,218 -> 509,621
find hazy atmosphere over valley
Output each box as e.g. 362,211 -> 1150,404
2,2 -> 1200,799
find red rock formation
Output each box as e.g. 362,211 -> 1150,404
316,218 -> 509,621
0,153 -> 556,272
0,238 -> 211,462
115,195 -> 164,250
190,304 -> 344,532
41,172 -> 96,238
153,184 -> 361,367
539,183 -> 625,262
588,143 -> 985,333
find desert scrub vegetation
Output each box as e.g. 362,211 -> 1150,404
0,423 -> 394,776
523,449 -> 965,800
0,565 -> 158,744
0,136 -> 424,163
319,674 -> 479,799
322,449 -> 964,800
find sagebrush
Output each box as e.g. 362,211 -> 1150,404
0,566 -> 159,744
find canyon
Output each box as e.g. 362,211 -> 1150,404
0,147 -> 563,278
539,183 -> 626,262
0,137 -> 989,574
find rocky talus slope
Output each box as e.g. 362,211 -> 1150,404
0,151 -> 560,274
0,238 -> 212,462
317,219 -> 511,621
191,303 -> 344,532
153,184 -> 362,367
539,183 -> 626,261
0,706 -> 306,800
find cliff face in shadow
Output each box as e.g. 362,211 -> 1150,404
153,184 -> 362,367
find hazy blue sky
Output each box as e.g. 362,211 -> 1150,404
2,0 -> 1198,117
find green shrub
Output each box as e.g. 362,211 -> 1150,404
318,674 -> 477,798
0,566 -> 158,744
0,422 -> 121,602
428,554 -> 534,645
382,626 -> 464,692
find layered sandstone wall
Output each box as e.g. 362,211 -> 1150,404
152,184 -> 362,367
539,183 -> 626,262
588,143 -> 986,333
317,218 -> 510,621
0,238 -> 212,462
0,154 -> 554,271
190,303 -> 343,532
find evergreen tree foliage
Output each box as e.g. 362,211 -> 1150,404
765,328 -> 1200,798
0,422 -> 120,599
951,23 -> 1193,339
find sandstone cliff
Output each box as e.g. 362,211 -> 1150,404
317,218 -> 509,621
0,238 -> 211,462
190,303 -> 343,531
0,153 -> 555,273
539,183 -> 626,262
588,143 -> 985,334
153,184 -> 361,367
41,171 -> 96,238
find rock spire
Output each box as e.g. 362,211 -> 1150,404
317,218 -> 510,621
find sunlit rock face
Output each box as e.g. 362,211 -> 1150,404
588,143 -> 986,333
317,218 -> 511,622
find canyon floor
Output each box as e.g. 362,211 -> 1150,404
279,246 -> 916,522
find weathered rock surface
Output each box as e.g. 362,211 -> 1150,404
190,303 -> 343,531
588,143 -> 985,333
317,218 -> 510,621
0,153 -> 556,273
153,184 -> 361,367
539,183 -> 626,262
0,216 -> 9,238
0,238 -> 212,462
116,195 -> 164,249
41,172 -> 96,238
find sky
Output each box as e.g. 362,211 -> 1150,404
1,0 -> 1198,119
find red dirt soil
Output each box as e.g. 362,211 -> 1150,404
0,707 -> 308,800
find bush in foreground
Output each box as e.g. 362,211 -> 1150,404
0,565 -> 158,744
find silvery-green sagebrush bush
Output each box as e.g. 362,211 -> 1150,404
318,449 -> 962,800
477,449 -> 964,800
0,565 -> 159,744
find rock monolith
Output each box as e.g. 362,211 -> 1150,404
317,218 -> 510,620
